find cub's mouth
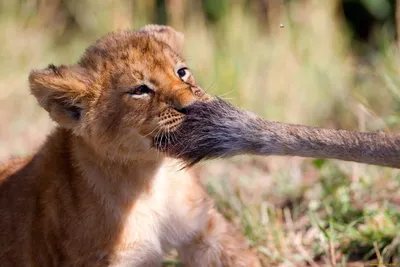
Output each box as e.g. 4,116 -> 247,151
152,100 -> 210,162
152,107 -> 186,152
152,98 -> 252,167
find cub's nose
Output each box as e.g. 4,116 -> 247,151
166,93 -> 195,113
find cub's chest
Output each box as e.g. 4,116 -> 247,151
111,164 -> 209,266
112,191 -> 168,266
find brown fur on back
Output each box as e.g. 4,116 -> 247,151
0,26 -> 260,266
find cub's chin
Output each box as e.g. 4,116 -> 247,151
152,134 -> 170,153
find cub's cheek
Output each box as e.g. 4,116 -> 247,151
137,120 -> 160,137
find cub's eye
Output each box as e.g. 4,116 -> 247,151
177,68 -> 187,78
176,67 -> 191,82
128,85 -> 153,97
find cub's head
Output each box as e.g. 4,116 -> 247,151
29,25 -> 210,161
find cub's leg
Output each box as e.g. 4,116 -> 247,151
177,208 -> 261,267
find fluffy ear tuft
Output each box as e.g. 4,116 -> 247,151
139,24 -> 184,56
29,64 -> 92,128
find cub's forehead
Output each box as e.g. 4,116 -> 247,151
79,30 -> 182,70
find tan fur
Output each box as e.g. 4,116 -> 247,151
158,98 -> 400,169
0,25 -> 260,267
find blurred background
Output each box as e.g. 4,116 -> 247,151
1,0 -> 400,266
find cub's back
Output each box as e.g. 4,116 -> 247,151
0,157 -> 31,183
0,156 -> 40,264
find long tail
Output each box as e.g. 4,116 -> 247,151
163,98 -> 400,168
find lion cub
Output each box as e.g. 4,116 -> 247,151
0,25 -> 260,266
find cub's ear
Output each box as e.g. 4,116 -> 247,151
139,24 -> 184,56
29,64 -> 92,129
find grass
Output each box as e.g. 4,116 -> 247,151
1,0 -> 400,266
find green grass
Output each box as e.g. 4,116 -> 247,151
1,1 -> 400,266
198,158 -> 400,266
